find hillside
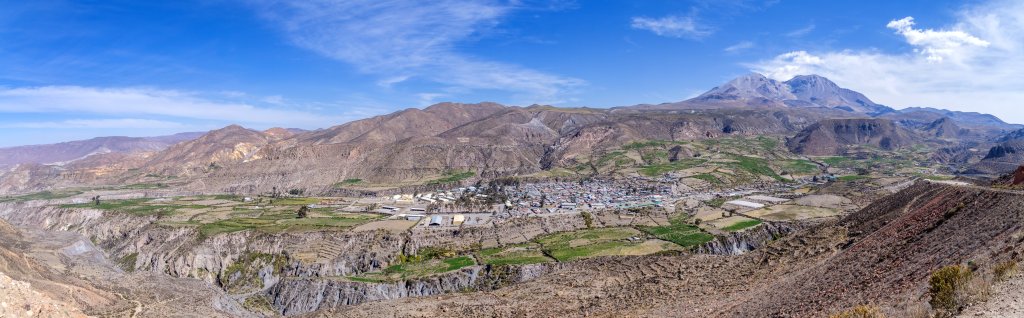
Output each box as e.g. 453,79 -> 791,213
970,128 -> 1024,175
332,181 -> 1024,317
786,118 -> 915,156
143,125 -> 279,175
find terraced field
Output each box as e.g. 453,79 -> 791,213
62,196 -> 384,237
479,243 -> 554,266
746,204 -> 841,221
536,227 -> 682,262
638,216 -> 714,247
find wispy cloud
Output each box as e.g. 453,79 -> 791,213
630,15 -> 711,39
247,0 -> 583,104
785,24 -> 815,37
0,86 -> 342,127
750,0 -> 1024,123
724,41 -> 755,53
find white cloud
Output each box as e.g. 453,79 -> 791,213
630,15 -> 711,39
247,0 -> 583,104
0,86 -> 340,127
725,41 -> 755,53
886,16 -> 989,62
0,118 -> 185,129
750,0 -> 1024,124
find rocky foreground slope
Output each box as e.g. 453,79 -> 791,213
0,212 -> 252,317
330,181 -> 1024,317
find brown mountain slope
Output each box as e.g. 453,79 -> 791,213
786,118 -> 915,156
288,102 -> 507,146
922,117 -> 967,139
143,125 -> 278,176
164,105 -> 850,193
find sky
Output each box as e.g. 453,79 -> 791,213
0,0 -> 1022,147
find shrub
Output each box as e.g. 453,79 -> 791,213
994,260 -> 1018,281
829,305 -> 884,318
928,265 -> 973,316
581,211 -> 594,228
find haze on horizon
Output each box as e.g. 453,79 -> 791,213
1,0 -> 1022,147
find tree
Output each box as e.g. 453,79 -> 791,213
296,206 -> 309,218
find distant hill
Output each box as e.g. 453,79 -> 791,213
786,118 -> 914,156
0,132 -> 202,167
897,107 -> 1021,131
970,128 -> 1024,175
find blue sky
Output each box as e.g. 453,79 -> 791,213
1,0 -> 1022,147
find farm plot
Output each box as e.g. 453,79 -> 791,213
745,204 -> 841,221
479,243 -> 554,266
536,227 -> 679,262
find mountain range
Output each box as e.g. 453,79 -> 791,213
0,132 -> 203,167
1,73 -> 1020,194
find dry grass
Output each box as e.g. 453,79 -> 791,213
994,260 -> 1018,282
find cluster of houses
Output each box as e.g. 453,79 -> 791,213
391,186 -> 490,204
501,179 -> 673,216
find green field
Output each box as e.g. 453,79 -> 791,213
727,155 -> 785,181
120,183 -> 171,190
691,173 -> 723,185
62,196 -> 382,237
638,216 -> 714,247
61,198 -> 205,217
837,175 -> 871,182
536,227 -> 665,262
638,159 -> 707,177
427,171 -> 476,185
0,190 -> 84,203
479,243 -> 554,266
721,219 -> 763,232
784,160 -> 819,175
333,179 -> 363,188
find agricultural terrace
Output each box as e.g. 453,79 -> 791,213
536,227 -> 683,262
60,195 -> 385,238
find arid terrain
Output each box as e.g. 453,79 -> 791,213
1,74 -> 1023,317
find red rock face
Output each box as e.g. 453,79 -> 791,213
1013,165 -> 1024,185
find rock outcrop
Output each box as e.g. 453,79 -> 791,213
696,222 -> 797,255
